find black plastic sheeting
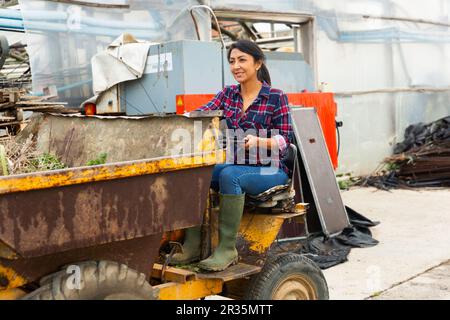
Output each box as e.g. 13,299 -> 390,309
299,206 -> 380,269
394,116 -> 450,154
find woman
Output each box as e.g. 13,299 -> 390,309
171,40 -> 294,271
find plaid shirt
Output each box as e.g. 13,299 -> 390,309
198,82 -> 293,174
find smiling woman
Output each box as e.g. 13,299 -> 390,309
169,39 -> 295,272
228,42 -> 269,113
228,41 -> 271,87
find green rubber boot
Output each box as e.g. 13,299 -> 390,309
169,226 -> 201,265
198,193 -> 245,271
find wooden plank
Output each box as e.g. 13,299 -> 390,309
0,120 -> 29,128
17,105 -> 67,110
15,101 -> 68,106
20,95 -> 56,101
17,106 -> 80,114
9,92 -> 19,103
197,263 -> 261,282
0,103 -> 14,110
0,117 -> 16,121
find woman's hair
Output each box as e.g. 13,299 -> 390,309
227,39 -> 271,86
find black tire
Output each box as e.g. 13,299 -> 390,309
244,253 -> 329,300
22,261 -> 154,300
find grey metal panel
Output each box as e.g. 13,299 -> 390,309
291,107 -> 350,236
123,40 -> 223,115
224,51 -> 315,93
182,41 -> 224,94
266,52 -> 315,92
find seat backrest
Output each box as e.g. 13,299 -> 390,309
247,143 -> 298,210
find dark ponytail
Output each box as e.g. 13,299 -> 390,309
257,63 -> 271,86
228,40 -> 271,86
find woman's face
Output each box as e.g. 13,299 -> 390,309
229,48 -> 262,84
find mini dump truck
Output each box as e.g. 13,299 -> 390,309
0,112 -> 328,300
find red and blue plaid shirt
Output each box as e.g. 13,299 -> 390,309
198,82 -> 293,174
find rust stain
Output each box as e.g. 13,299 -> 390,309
47,191 -> 71,246
102,193 -> 120,236
72,187 -> 104,242
0,202 -> 13,251
17,211 -> 49,255
148,177 -> 168,233
48,216 -> 71,247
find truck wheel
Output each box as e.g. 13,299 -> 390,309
244,253 -> 329,300
22,261 -> 154,300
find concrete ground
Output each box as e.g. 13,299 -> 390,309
324,187 -> 450,300
371,260 -> 450,300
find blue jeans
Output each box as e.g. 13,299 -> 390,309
211,164 -> 289,195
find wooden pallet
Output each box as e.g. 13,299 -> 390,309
0,88 -> 79,136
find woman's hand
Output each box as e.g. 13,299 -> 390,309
244,135 -> 277,150
244,134 -> 259,150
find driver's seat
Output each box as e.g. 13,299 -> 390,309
245,144 -> 298,213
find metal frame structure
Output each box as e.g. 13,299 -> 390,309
211,7 -> 318,88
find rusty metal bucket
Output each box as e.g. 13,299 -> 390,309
0,113 -> 222,291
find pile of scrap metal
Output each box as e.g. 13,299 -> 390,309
0,35 -> 30,89
359,115 -> 450,189
0,88 -> 79,137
